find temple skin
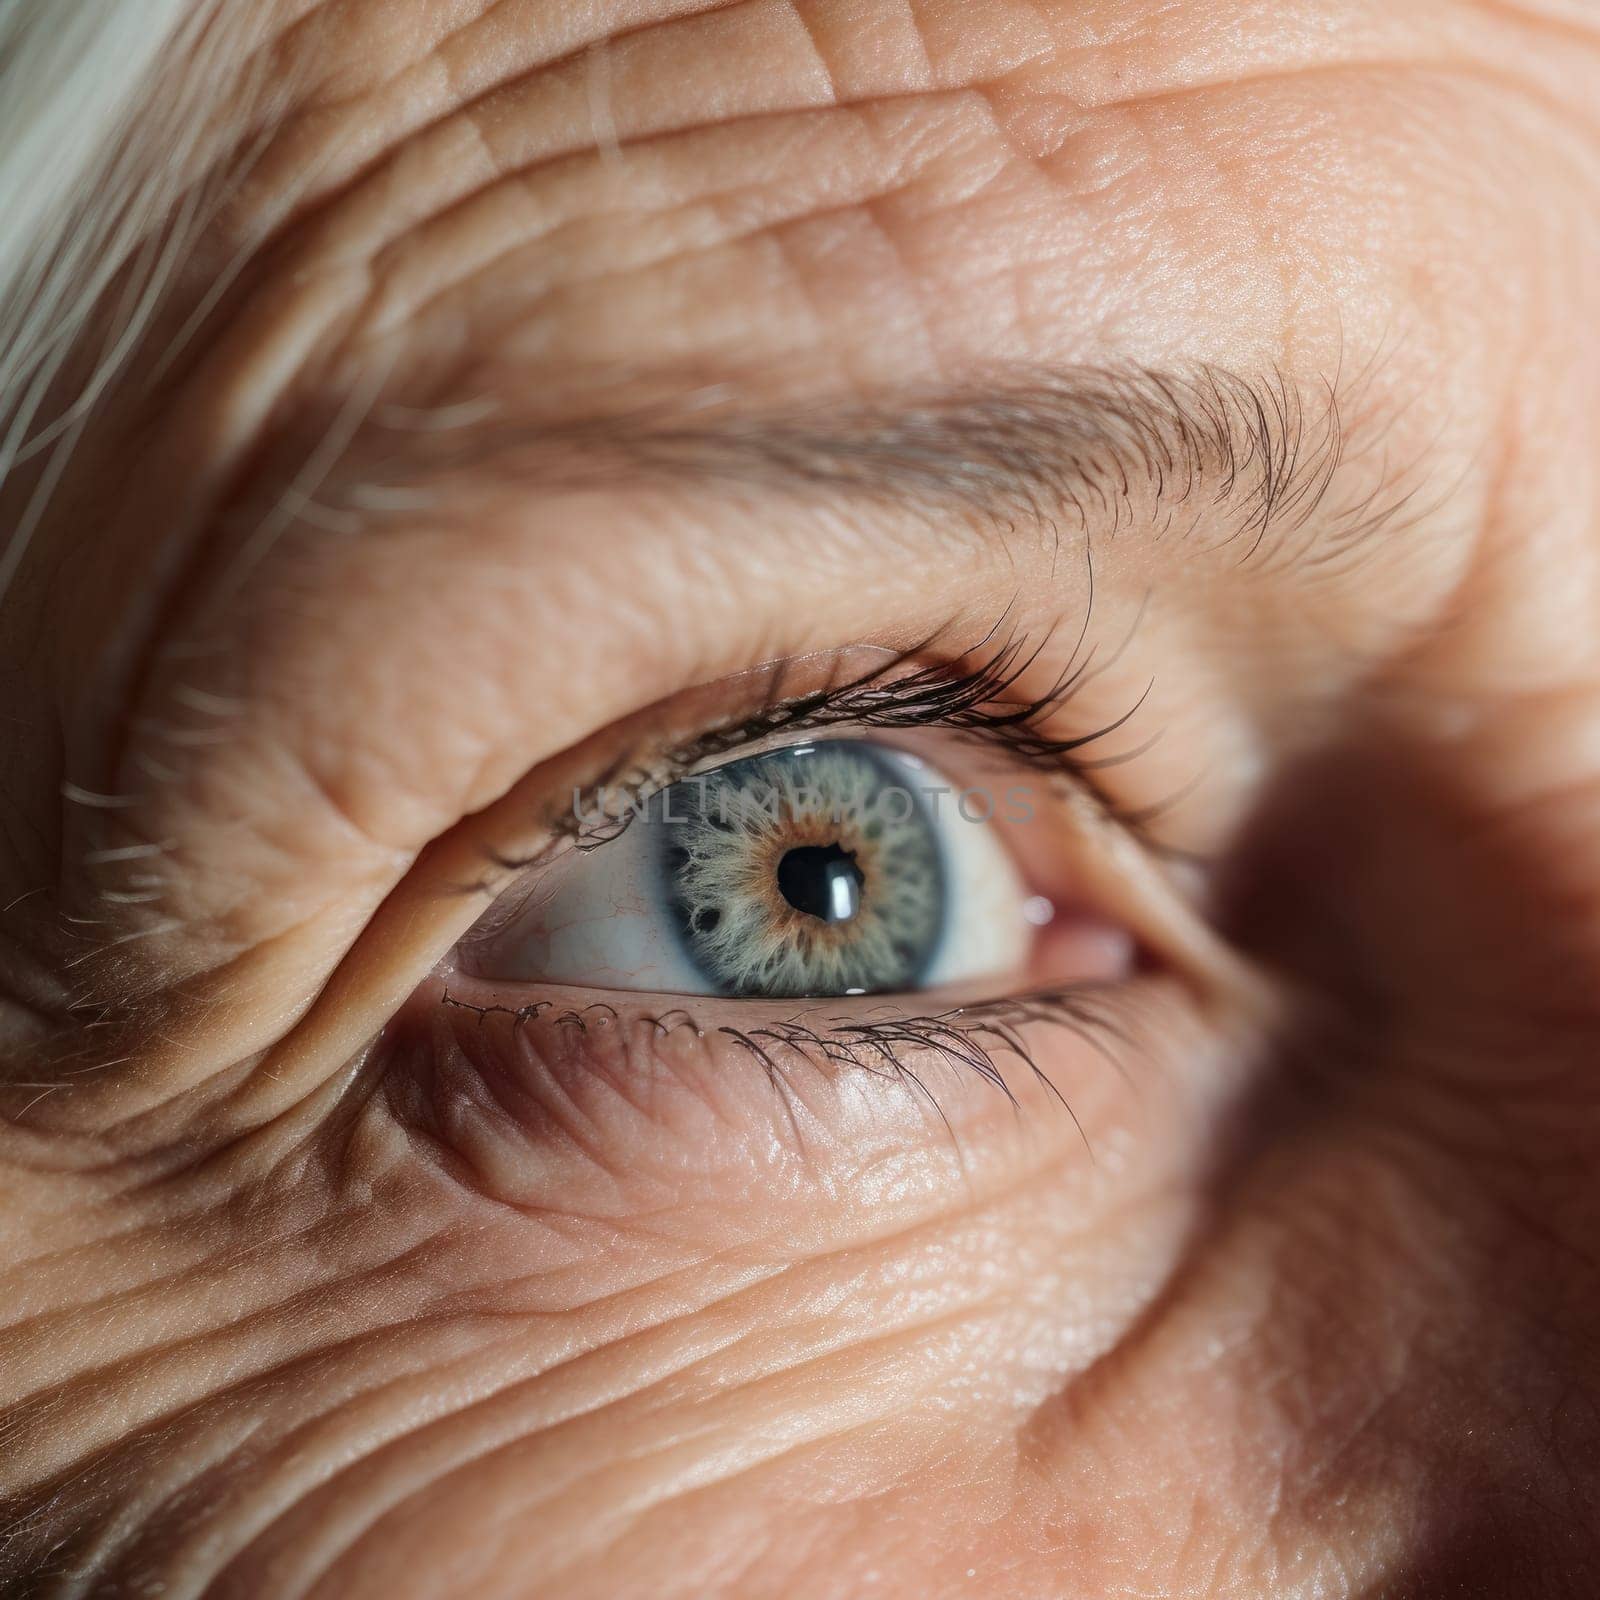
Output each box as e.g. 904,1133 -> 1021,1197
2,0 -> 1600,1595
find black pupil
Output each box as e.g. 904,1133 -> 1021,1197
777,843 -> 864,924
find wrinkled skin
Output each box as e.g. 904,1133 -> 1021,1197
3,1 -> 1600,1596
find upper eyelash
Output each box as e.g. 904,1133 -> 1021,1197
480,621 -> 1156,876
717,628 -> 1151,770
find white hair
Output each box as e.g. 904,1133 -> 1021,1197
0,0 -> 257,600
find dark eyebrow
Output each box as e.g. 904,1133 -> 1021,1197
338,360 -> 1415,563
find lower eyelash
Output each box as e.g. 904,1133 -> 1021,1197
436,981 -> 1136,1144
751,989 -> 1156,1163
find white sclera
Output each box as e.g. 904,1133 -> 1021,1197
885,749 -> 1032,988
473,744 -> 1035,996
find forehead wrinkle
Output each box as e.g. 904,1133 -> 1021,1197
247,0 -> 967,255
291,49 -> 1042,303
254,2 -> 767,205
176,0 -> 1597,328
223,31 -> 1061,428
251,0 -> 1439,291
192,3 -> 1503,487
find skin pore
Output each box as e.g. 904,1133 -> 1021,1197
3,0 -> 1600,1594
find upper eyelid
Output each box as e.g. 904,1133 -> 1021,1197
477,632 -> 1151,879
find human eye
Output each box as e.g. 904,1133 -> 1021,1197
464,732 -> 1124,999
407,639 -> 1180,1160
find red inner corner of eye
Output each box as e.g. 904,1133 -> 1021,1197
1033,908 -> 1140,986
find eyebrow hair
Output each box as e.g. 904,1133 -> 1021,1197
332,360 -> 1418,567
